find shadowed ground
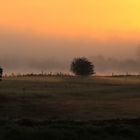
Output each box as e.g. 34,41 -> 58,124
0,118 -> 140,140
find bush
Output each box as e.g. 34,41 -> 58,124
70,57 -> 95,76
0,66 -> 3,79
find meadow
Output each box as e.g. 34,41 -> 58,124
0,75 -> 140,139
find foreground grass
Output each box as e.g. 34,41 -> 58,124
0,118 -> 140,140
0,76 -> 140,139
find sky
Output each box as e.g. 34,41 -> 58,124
0,0 -> 140,74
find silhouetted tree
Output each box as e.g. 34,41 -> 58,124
0,67 -> 3,81
70,57 -> 95,76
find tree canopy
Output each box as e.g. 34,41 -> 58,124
70,57 -> 95,76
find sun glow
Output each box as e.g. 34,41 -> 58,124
0,0 -> 140,40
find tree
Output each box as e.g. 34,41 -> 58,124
0,67 -> 3,80
70,57 -> 95,76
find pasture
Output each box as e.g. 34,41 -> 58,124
0,75 -> 140,139
0,76 -> 140,120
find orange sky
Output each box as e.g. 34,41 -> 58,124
0,0 -> 140,40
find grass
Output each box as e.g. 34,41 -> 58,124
0,118 -> 140,140
0,75 -> 140,139
0,76 -> 140,120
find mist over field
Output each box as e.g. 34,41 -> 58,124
0,29 -> 140,75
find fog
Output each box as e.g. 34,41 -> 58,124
0,29 -> 140,75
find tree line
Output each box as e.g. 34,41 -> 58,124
0,57 -> 95,80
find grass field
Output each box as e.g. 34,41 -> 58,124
0,76 -> 140,120
0,75 -> 140,139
